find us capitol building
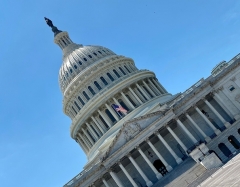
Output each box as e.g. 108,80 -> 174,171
45,18 -> 240,187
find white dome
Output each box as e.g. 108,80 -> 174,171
58,44 -> 116,93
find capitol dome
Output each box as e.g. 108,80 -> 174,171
58,43 -> 116,93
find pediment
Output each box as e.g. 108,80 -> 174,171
103,111 -> 164,160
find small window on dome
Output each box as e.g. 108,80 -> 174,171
72,107 -> 77,115
93,52 -> 97,56
83,91 -> 90,101
66,72 -> 69,77
98,51 -> 102,54
113,69 -> 121,78
78,61 -> 82,65
74,101 -> 81,110
107,73 -> 114,82
63,77 -> 66,81
119,67 -> 126,75
88,55 -> 92,58
100,77 -> 108,85
103,50 -> 106,52
78,96 -> 85,106
88,86 -> 96,95
70,69 -> 73,73
84,58 -> 87,61
74,65 -> 77,69
124,66 -> 131,73
94,81 -> 102,90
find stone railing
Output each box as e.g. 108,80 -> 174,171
168,78 -> 204,107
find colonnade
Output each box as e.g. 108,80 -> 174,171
91,94 -> 234,187
76,77 -> 167,151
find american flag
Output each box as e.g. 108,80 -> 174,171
112,104 -> 127,113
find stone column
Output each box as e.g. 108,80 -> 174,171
102,178 -> 110,187
79,133 -> 91,149
118,162 -> 138,187
212,91 -> 240,120
176,118 -> 198,144
91,116 -> 105,134
166,126 -> 188,153
121,91 -> 135,109
105,103 -> 120,122
155,132 -> 182,164
98,110 -> 112,128
146,139 -> 173,171
127,154 -> 153,187
152,78 -> 165,94
203,98 -> 230,128
113,97 -> 121,106
137,146 -> 162,179
136,83 -> 150,100
194,106 -> 221,135
86,122 -> 98,140
109,170 -> 124,187
143,80 -> 156,97
134,88 -> 146,102
185,113 -> 211,142
147,78 -> 161,95
76,136 -> 88,152
82,128 -> 94,145
129,87 -> 143,104
90,121 -> 102,136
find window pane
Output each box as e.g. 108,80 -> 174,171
113,69 -> 121,78
88,86 -> 96,95
119,67 -> 126,75
100,77 -> 108,85
94,81 -> 102,90
83,91 -> 90,100
107,73 -> 114,81
78,96 -> 85,105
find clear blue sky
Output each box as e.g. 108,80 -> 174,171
1,1 -> 240,187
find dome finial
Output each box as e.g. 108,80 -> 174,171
44,17 -> 62,36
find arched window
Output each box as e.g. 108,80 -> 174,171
143,86 -> 153,98
113,69 -> 121,78
78,61 -> 82,65
99,115 -> 109,129
107,73 -> 114,82
93,52 -> 97,56
88,86 -> 96,96
105,109 -> 116,123
66,72 -> 69,77
74,65 -> 78,69
100,76 -> 108,85
70,69 -> 73,74
83,91 -> 90,101
228,135 -> 240,149
94,81 -> 102,90
88,55 -> 92,58
74,101 -> 81,110
72,106 -> 77,115
126,95 -> 137,107
118,99 -> 129,111
78,96 -> 85,106
218,143 -> 232,157
119,67 -> 126,75
98,51 -> 102,54
124,65 -> 131,73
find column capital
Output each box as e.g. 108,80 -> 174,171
201,97 -> 207,101
127,153 -> 131,157
218,86 -> 224,91
154,131 -> 160,135
230,76 -> 236,81
145,138 -> 150,142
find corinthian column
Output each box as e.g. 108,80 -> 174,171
129,87 -> 143,104
194,106 -> 221,135
102,178 -> 110,187
109,169 -> 124,187
118,162 -> 138,187
175,118 -> 198,144
146,139 -> 173,171
137,146 -> 162,179
127,154 -> 153,187
143,80 -> 156,97
155,132 -> 182,164
136,83 -> 150,100
203,98 -> 230,128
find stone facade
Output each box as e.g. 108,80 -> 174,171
46,24 -> 240,187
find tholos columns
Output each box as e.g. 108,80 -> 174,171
118,162 -> 138,187
109,169 -> 124,187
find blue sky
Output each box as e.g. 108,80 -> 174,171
1,1 -> 240,187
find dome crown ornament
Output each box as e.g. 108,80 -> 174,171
44,17 -> 62,36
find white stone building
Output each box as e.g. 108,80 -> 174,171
45,19 -> 240,187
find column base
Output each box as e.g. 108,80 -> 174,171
146,181 -> 153,187
214,129 -> 221,135
156,173 -> 162,180
176,157 -> 183,164
166,165 -> 173,172
205,136 -> 211,143
224,122 -> 231,128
